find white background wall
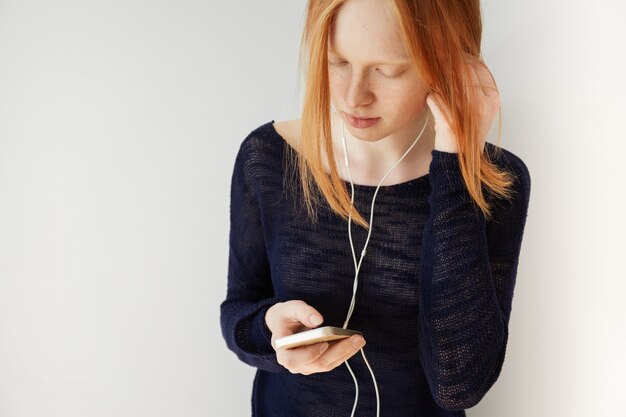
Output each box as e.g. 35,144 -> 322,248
0,1 -> 624,416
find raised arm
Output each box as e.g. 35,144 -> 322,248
417,148 -> 531,410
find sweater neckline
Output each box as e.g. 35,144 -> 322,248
265,120 -> 430,192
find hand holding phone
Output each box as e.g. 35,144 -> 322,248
274,326 -> 362,349
265,300 -> 367,375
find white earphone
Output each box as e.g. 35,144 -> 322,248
332,104 -> 430,417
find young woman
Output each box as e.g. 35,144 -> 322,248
220,1 -> 531,416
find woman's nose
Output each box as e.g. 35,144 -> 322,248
345,73 -> 373,109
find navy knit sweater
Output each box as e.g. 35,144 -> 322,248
220,120 -> 531,416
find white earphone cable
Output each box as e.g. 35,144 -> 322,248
337,110 -> 430,417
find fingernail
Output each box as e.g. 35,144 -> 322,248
352,336 -> 365,348
310,315 -> 322,325
319,342 -> 329,353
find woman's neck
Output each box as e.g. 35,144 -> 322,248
327,110 -> 435,185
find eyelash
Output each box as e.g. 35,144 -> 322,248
329,61 -> 404,79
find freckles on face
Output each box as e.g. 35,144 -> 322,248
381,74 -> 426,101
357,72 -> 429,118
328,69 -> 432,142
325,0 -> 436,118
329,64 -> 426,98
394,78 -> 430,113
325,10 -> 439,142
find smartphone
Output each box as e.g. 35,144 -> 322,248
274,326 -> 362,350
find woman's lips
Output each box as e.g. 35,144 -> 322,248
345,112 -> 381,128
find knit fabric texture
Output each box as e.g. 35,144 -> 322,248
220,120 -> 531,417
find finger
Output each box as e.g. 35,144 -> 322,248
466,57 -> 498,98
315,335 -> 366,371
460,56 -> 484,102
284,300 -> 324,328
467,59 -> 501,121
468,61 -> 484,98
426,93 -> 451,129
270,322 -> 310,342
474,62 -> 499,98
318,336 -> 366,372
276,340 -> 330,370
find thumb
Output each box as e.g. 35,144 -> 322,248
426,93 -> 451,130
284,300 -> 324,328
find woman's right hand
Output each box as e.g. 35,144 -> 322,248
265,300 -> 367,375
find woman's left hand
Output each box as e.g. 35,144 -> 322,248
426,56 -> 500,154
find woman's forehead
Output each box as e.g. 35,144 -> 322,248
329,1 -> 408,63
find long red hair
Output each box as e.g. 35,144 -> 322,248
286,0 -> 515,229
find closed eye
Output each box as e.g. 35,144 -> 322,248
377,68 -> 405,79
329,60 -> 405,79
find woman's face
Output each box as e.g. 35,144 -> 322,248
328,0 -> 430,143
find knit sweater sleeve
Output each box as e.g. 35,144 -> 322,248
219,139 -> 284,373
417,148 -> 531,410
